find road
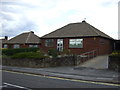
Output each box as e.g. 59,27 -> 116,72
2,70 -> 120,89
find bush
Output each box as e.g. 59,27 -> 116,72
11,52 -> 48,59
2,48 -> 39,56
61,49 -> 71,55
110,51 -> 120,58
48,49 -> 58,58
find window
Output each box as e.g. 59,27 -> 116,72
29,45 -> 38,48
3,44 -> 8,48
13,44 -> 20,48
69,39 -> 83,48
57,39 -> 63,51
45,39 -> 54,47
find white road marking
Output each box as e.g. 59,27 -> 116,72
4,82 -> 32,90
0,85 -> 7,88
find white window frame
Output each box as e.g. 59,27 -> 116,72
13,44 -> 20,48
29,45 -> 38,48
69,39 -> 83,48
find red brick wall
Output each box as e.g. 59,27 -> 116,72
40,39 -> 57,52
41,37 -> 113,55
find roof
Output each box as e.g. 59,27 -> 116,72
8,31 -> 40,44
1,39 -> 8,44
41,21 -> 113,39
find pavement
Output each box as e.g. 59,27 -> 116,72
2,65 -> 120,84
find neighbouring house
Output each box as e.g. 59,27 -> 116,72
1,36 -> 9,48
3,31 -> 41,49
40,21 -> 114,55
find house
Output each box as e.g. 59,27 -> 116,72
4,31 -> 41,48
40,21 -> 114,55
1,36 -> 9,48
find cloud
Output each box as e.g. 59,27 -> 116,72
0,0 -> 119,39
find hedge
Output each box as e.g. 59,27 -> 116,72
2,48 -> 39,56
110,50 -> 120,58
11,52 -> 48,59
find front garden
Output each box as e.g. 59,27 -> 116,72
2,48 -> 76,68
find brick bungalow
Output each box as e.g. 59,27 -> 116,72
3,31 -> 41,48
1,36 -> 8,48
40,21 -> 114,55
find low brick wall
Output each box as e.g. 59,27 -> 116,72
108,56 -> 120,72
2,56 -> 76,68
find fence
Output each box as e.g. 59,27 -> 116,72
75,50 -> 98,65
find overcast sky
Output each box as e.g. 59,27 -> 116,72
0,0 -> 119,39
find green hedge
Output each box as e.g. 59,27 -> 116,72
48,48 -> 58,58
2,48 -> 39,56
110,50 -> 120,58
11,52 -> 48,59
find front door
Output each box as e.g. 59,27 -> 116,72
57,39 -> 63,51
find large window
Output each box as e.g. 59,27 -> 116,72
29,45 -> 38,48
45,39 -> 54,47
13,44 -> 20,48
69,39 -> 83,48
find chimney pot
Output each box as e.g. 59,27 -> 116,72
5,36 -> 8,40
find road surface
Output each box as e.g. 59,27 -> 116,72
2,70 -> 120,89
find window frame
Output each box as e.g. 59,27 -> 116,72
45,39 -> 54,47
29,45 -> 38,48
13,44 -> 20,48
69,39 -> 83,48
3,44 -> 8,48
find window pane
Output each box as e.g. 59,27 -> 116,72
69,39 -> 83,48
45,39 -> 54,47
29,45 -> 38,48
14,44 -> 20,48
4,44 -> 8,48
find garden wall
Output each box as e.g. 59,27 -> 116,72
2,56 -> 76,68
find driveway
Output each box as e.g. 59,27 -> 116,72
79,55 -> 108,69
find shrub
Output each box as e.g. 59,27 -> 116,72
2,48 -> 39,56
61,49 -> 71,55
11,52 -> 48,59
48,49 -> 58,58
110,51 -> 120,58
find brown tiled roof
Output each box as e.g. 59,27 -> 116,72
1,39 -> 8,44
41,21 -> 113,39
8,31 -> 40,44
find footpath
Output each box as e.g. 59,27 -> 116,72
2,65 -> 120,84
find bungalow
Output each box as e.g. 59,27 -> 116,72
40,21 -> 114,55
3,31 -> 41,48
1,36 -> 9,48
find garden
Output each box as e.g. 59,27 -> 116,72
2,48 -> 76,68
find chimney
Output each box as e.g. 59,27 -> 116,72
30,31 -> 34,33
5,36 -> 8,40
82,20 -> 86,23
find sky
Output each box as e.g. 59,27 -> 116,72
0,0 -> 119,39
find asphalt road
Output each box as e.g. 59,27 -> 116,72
2,70 -> 120,89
